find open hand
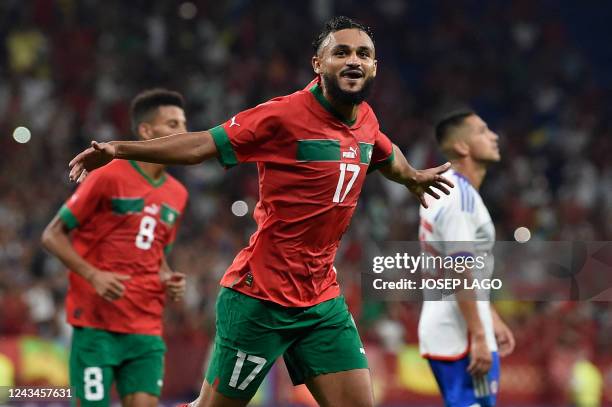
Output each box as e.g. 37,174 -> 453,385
467,333 -> 492,376
406,162 -> 454,208
69,141 -> 116,183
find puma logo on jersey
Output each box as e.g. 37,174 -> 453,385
144,204 -> 159,215
230,116 -> 240,127
342,146 -> 358,159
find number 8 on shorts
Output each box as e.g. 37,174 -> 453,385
84,367 -> 104,401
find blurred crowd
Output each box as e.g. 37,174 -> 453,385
1,0 -> 611,403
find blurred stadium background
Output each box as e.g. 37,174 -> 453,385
1,0 -> 612,405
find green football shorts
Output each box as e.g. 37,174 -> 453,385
70,326 -> 166,406
205,287 -> 369,400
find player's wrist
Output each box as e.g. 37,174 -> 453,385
469,325 -> 485,340
108,141 -> 119,158
82,267 -> 97,282
470,330 -> 486,341
400,167 -> 418,186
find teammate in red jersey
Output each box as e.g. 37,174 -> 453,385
42,89 -> 189,407
68,17 -> 453,407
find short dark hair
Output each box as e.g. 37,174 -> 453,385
312,16 -> 375,55
434,107 -> 476,144
130,88 -> 185,136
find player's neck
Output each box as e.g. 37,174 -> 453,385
451,159 -> 487,190
332,101 -> 358,123
136,161 -> 166,181
321,87 -> 359,123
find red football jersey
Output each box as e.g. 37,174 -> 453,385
211,78 -> 394,306
59,159 -> 188,335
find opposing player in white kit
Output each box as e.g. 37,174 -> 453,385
418,109 -> 515,407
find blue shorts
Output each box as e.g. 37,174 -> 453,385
428,352 -> 500,407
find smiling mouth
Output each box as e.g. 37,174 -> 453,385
341,70 -> 364,79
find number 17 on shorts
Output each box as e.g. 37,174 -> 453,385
229,351 -> 267,391
206,343 -> 275,400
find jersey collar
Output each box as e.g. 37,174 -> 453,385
309,82 -> 358,127
129,160 -> 167,187
451,169 -> 477,190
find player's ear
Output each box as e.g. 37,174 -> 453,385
372,59 -> 377,78
137,122 -> 153,141
312,55 -> 321,75
452,140 -> 470,157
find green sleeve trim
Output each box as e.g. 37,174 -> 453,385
58,205 -> 79,230
210,125 -> 239,168
367,149 -> 395,174
164,243 -> 174,256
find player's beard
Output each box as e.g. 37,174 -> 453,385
322,73 -> 375,105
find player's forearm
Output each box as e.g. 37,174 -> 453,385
456,268 -> 486,337
457,299 -> 486,338
160,257 -> 172,274
490,305 -> 505,330
111,131 -> 218,165
41,217 -> 96,281
379,144 -> 418,185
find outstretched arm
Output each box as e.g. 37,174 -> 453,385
69,131 -> 218,182
379,144 -> 454,208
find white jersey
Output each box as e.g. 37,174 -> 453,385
418,169 -> 497,359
